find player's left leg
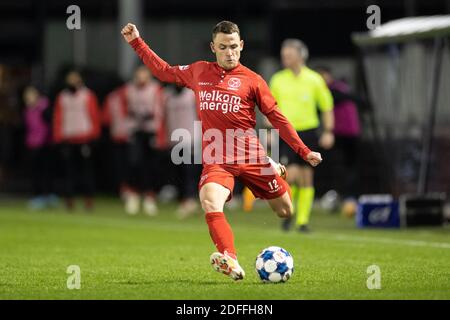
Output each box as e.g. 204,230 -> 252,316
267,190 -> 294,218
239,161 -> 293,219
242,157 -> 286,212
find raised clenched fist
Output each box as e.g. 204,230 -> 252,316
121,23 -> 140,43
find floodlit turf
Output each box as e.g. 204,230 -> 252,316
0,197 -> 449,300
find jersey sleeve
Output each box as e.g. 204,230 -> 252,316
315,76 -> 334,112
129,37 -> 196,89
255,76 -> 311,160
254,75 -> 278,114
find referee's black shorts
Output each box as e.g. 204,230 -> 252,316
279,128 -> 319,166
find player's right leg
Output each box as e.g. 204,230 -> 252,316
199,177 -> 245,281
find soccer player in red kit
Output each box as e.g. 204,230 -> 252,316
121,21 -> 322,280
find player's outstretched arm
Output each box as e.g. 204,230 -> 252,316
121,23 -> 192,86
255,76 -> 322,167
266,108 -> 322,167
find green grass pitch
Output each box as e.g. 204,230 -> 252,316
0,197 -> 449,299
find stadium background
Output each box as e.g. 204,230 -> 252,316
0,0 -> 448,196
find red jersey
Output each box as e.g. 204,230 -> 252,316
53,87 -> 101,144
130,37 -> 311,164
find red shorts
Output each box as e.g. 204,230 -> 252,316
198,162 -> 287,201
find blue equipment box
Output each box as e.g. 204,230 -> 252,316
356,195 -> 400,228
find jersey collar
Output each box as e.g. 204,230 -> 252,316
214,62 -> 242,73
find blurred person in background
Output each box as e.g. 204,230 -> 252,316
121,66 -> 166,216
102,86 -> 130,202
316,66 -> 361,206
53,70 -> 101,211
164,84 -> 201,219
23,86 -> 57,210
269,39 -> 334,233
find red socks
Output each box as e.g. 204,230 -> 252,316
205,212 -> 237,259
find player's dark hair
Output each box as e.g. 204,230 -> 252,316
212,21 -> 240,40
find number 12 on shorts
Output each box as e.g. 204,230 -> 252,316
268,179 -> 278,191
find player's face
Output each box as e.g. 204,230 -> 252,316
281,46 -> 302,69
211,32 -> 244,70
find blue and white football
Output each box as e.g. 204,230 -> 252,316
255,246 -> 294,283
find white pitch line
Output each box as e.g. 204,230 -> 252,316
310,233 -> 450,249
